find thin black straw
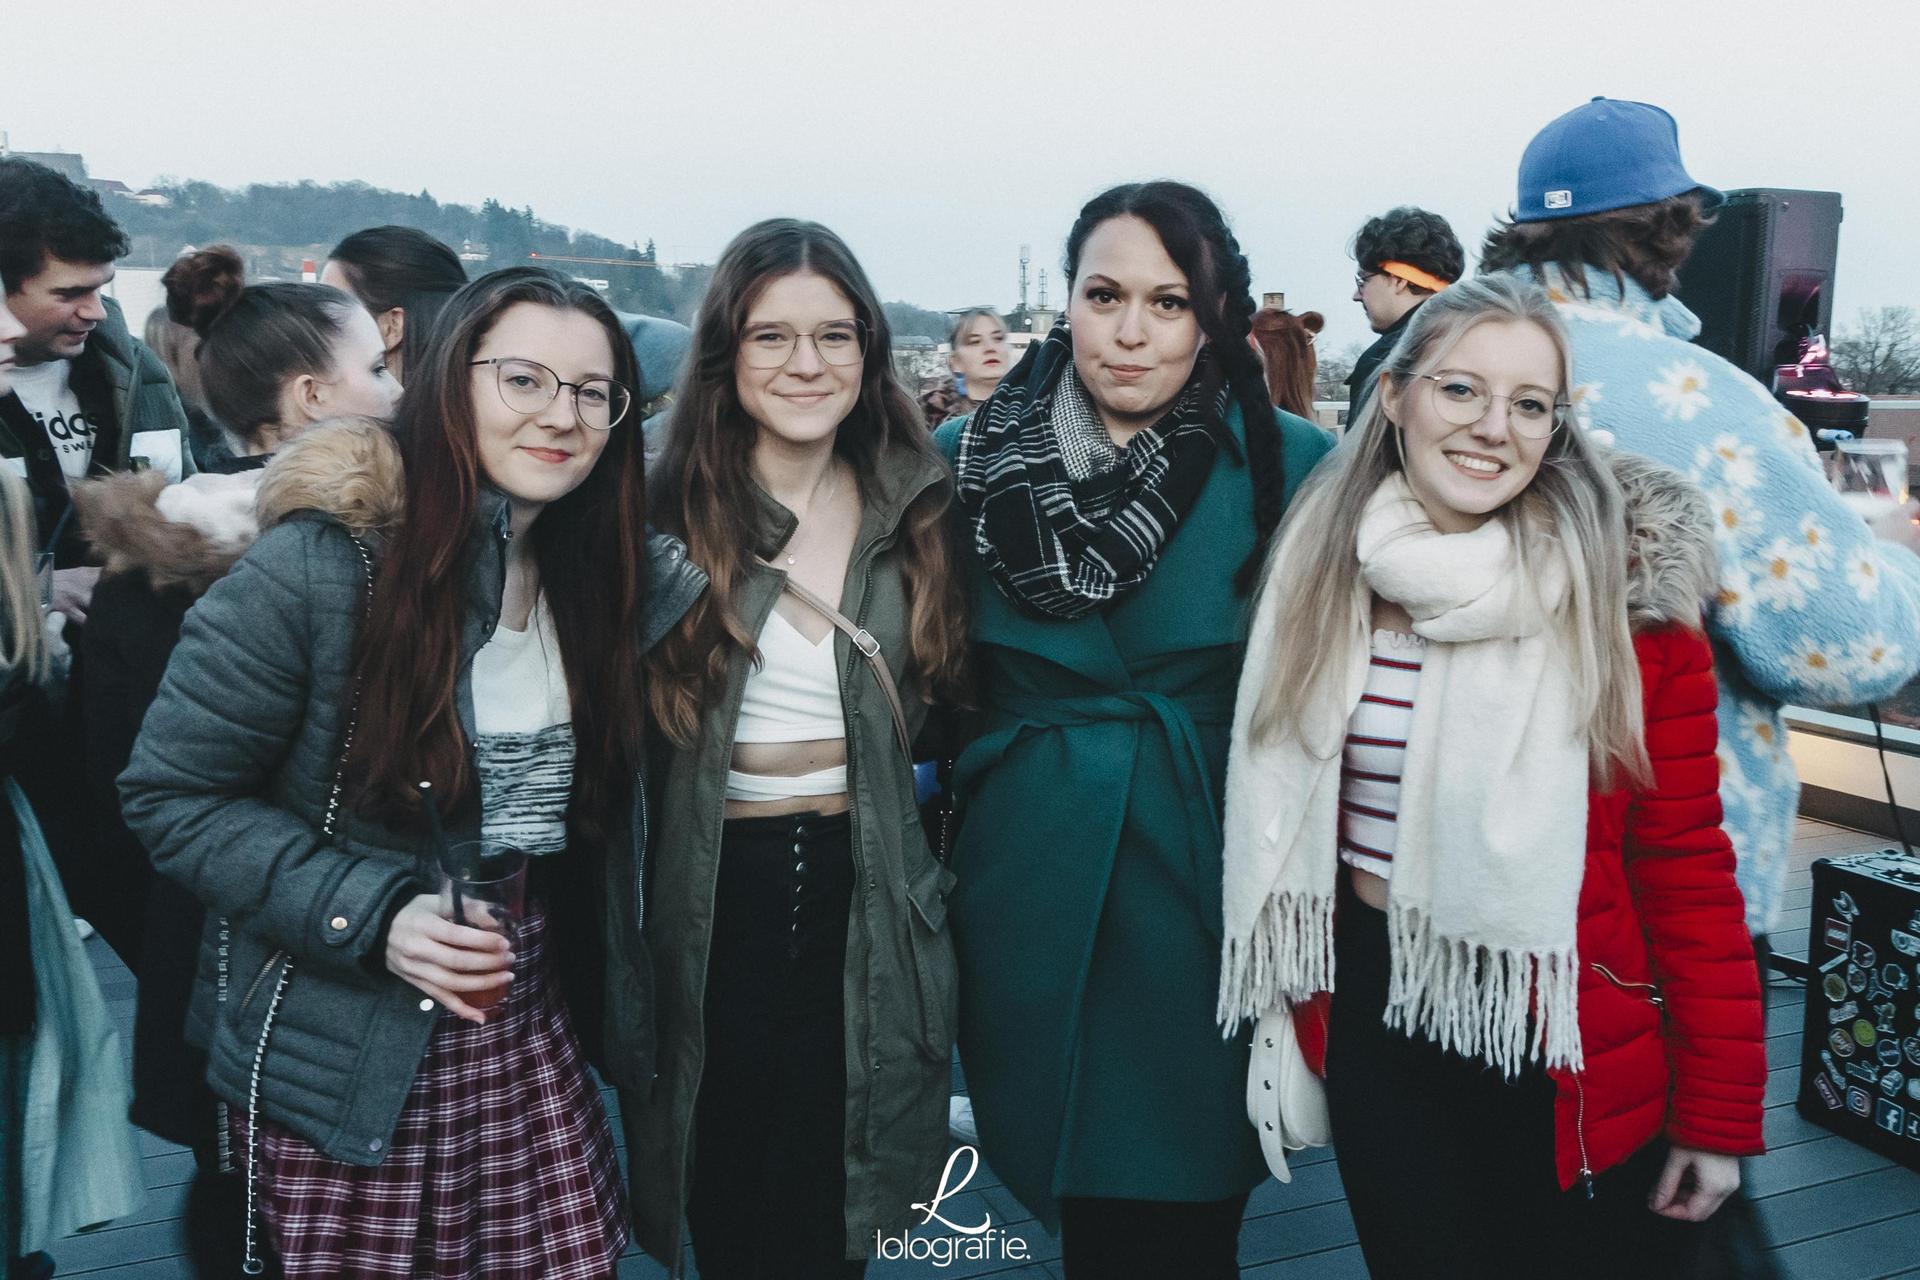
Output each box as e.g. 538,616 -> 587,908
418,781 -> 460,924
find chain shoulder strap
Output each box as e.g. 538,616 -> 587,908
218,532 -> 374,1275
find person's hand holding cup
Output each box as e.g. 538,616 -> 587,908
384,839 -> 526,1023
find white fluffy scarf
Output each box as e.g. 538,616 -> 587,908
1219,473 -> 1589,1074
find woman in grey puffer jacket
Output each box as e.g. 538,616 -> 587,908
120,269 -> 705,1279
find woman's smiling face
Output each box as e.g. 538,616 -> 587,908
1384,318 -> 1562,533
733,270 -> 863,448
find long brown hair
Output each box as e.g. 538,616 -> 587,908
346,268 -> 649,841
1250,306 -> 1321,419
647,219 -> 966,746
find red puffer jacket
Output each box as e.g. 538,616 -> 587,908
1549,621 -> 1766,1190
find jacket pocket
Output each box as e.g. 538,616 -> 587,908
1589,961 -> 1664,1008
904,859 -> 959,1062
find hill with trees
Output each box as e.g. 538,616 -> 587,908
109,176 -> 958,337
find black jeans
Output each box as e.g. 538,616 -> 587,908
1058,1192 -> 1250,1280
1326,886 -> 1726,1280
687,811 -> 865,1280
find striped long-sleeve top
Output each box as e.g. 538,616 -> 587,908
1339,631 -> 1426,879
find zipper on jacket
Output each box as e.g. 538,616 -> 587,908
1589,962 -> 1664,1007
633,776 -> 649,934
841,552 -> 880,1158
1572,1073 -> 1595,1199
237,950 -> 286,1016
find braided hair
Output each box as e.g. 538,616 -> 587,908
1064,181 -> 1286,594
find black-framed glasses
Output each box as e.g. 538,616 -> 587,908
1416,371 -> 1568,439
470,358 -> 632,430
739,319 -> 870,370
1354,269 -> 1380,289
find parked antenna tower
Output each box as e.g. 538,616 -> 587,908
1018,244 -> 1031,310
1038,269 -> 1049,309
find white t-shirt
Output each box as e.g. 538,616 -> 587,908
8,359 -> 94,480
470,596 -> 575,855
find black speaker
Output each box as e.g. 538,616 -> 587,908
1676,188 -> 1844,385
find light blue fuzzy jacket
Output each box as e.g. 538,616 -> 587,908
1498,265 -> 1920,933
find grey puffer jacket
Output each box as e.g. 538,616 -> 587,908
118,419 -> 705,1165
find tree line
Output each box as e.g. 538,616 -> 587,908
108,177 -> 960,338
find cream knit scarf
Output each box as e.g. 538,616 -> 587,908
1219,473 -> 1588,1074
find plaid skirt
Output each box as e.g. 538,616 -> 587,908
237,907 -> 628,1278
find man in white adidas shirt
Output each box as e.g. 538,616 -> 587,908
0,156 -> 193,969
0,157 -> 193,624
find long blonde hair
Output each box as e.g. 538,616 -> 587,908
1249,274 -> 1650,789
0,469 -> 46,684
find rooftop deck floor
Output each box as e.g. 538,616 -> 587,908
51,818 -> 1920,1279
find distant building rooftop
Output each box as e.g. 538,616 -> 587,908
1,149 -> 88,183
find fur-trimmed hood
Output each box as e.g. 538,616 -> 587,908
75,418 -> 405,598
1610,450 -> 1718,632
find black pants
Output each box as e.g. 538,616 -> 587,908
1326,886 -> 1724,1280
687,811 -> 864,1280
1058,1191 -> 1250,1280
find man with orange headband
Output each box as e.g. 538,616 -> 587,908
1346,206 -> 1464,421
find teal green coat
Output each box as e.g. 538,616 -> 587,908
935,406 -> 1332,1227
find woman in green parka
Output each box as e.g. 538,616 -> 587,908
933,181 -> 1334,1279
631,219 -> 970,1279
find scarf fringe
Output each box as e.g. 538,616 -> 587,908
1217,892 -> 1334,1035
1382,902 -> 1585,1076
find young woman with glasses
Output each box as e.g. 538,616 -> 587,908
932,181 -> 1334,1279
630,219 -> 967,1279
119,267 -> 706,1278
1220,274 -> 1764,1278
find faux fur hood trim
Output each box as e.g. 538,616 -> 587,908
75,470 -> 262,595
74,419 -> 406,597
255,417 -> 406,536
1611,450 -> 1718,632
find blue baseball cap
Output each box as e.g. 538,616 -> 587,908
1514,97 -> 1722,223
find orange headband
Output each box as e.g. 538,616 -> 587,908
1380,261 -> 1452,293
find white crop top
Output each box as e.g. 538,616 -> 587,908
725,606 -> 847,803
470,597 -> 574,855
734,608 -> 845,742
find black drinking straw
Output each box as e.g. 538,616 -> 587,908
418,781 -> 459,924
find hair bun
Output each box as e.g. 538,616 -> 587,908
162,245 -> 247,338
1301,311 -> 1325,334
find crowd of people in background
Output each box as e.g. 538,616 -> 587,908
3,94 -> 1919,1280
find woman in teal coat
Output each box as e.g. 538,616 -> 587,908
935,181 -> 1332,1279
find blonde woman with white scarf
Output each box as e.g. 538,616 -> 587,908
1221,275 -> 1765,1279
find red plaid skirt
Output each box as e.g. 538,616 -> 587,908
236,908 -> 628,1278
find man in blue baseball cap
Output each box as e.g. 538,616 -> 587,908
1483,101 -> 1920,1185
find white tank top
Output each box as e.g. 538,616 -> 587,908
725,606 -> 847,803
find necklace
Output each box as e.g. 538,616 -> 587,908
784,461 -> 842,567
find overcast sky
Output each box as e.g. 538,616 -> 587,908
8,0 -> 1918,354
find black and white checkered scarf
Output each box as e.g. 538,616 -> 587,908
953,321 -> 1232,619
